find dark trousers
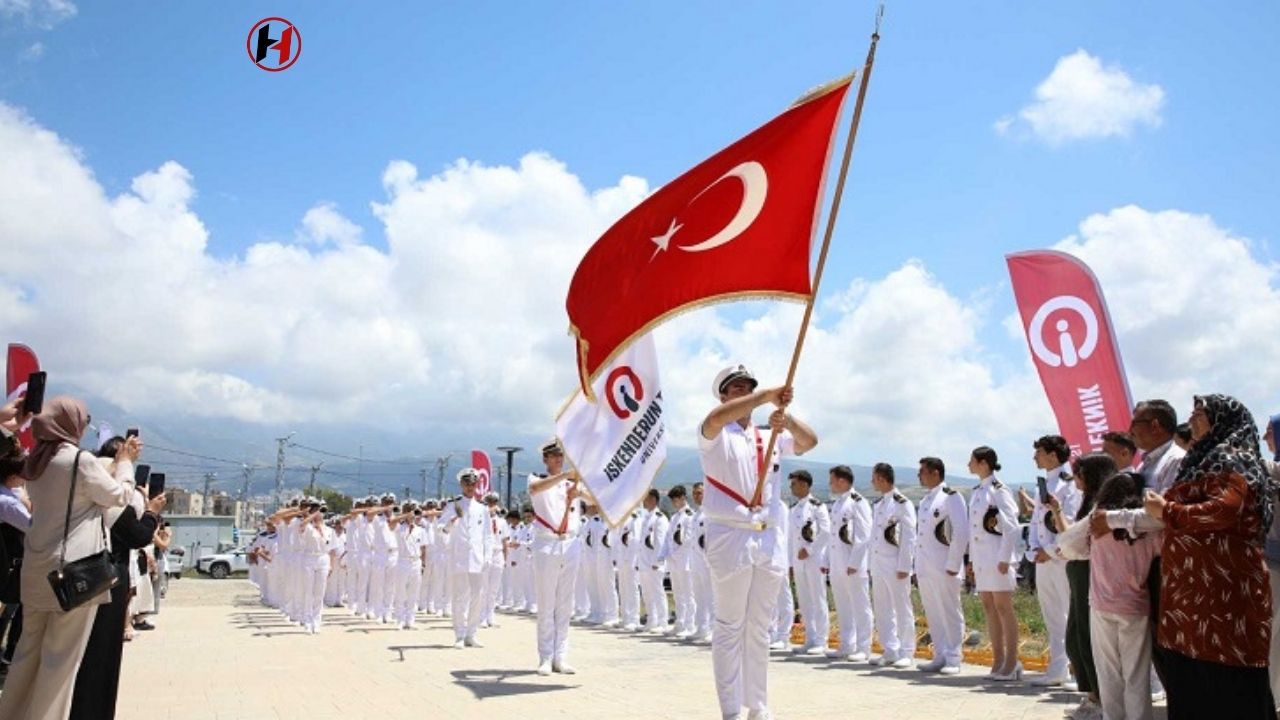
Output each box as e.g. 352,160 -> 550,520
68,561 -> 130,720
0,603 -> 22,664
1064,560 -> 1097,695
1147,555 -> 1167,689
1158,645 -> 1274,719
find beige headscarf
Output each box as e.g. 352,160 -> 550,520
23,396 -> 89,480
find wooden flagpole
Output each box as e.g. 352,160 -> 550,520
750,7 -> 883,507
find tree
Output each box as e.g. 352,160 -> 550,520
315,486 -> 352,514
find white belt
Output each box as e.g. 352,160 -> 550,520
707,515 -> 770,532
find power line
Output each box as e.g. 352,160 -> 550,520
287,442 -> 429,466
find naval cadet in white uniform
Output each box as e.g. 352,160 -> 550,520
699,365 -> 817,720
448,469 -> 495,648
826,464 -> 873,662
914,456 -> 968,675
868,463 -> 917,668
528,439 -> 583,675
786,469 -> 830,655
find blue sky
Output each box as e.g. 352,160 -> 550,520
2,1 -> 1278,484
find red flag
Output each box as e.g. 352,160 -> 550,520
567,77 -> 853,393
5,344 -> 40,450
470,449 -> 492,497
1007,250 -> 1134,457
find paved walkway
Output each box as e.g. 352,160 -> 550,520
117,578 -> 1145,720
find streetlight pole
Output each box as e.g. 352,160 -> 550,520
496,446 -> 522,510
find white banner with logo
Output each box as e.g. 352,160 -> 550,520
556,332 -> 667,527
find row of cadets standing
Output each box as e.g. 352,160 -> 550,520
868,464 -> 918,667
582,504 -> 620,626
500,508 -> 536,614
913,457 -> 969,673
826,465 -> 873,661
528,440 -> 582,675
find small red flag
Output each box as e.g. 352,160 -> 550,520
567,77 -> 852,393
5,344 -> 40,450
471,449 -> 492,497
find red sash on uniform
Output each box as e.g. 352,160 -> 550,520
706,426 -> 766,509
533,482 -> 573,535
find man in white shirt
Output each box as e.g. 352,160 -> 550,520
1020,435 -> 1079,687
914,456 -> 969,675
528,440 -> 583,675
638,489 -> 670,633
869,463 -> 917,668
825,464 -> 873,662
480,493 -> 507,628
449,470 -> 495,648
787,470 -> 830,655
659,485 -> 698,639
699,365 -> 817,720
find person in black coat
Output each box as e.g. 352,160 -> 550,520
67,439 -> 167,720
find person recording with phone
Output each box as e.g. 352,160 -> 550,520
0,396 -> 140,720
0,430 -> 32,675
67,436 -> 166,720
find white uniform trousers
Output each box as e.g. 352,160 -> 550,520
534,537 -> 580,662
302,557 -> 329,632
451,571 -> 486,641
500,560 -> 515,607
396,563 -> 423,627
581,551 -> 600,620
771,571 -> 795,644
324,560 -> 345,607
1090,610 -> 1153,720
706,527 -> 786,718
350,554 -> 370,615
830,569 -> 873,656
617,560 -> 641,627
482,562 -> 503,624
427,556 -> 448,612
917,566 -> 964,665
793,561 -> 829,649
367,563 -> 393,621
417,563 -> 431,611
575,553 -> 593,617
669,566 -> 696,633
691,553 -> 714,637
0,603 -> 97,720
594,554 -> 619,624
870,561 -> 915,659
639,567 -> 668,629
1036,559 -> 1071,679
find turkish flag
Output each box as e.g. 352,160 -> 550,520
5,344 -> 40,450
567,77 -> 853,392
1007,250 -> 1133,457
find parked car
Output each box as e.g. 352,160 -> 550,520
196,547 -> 250,579
164,547 -> 185,579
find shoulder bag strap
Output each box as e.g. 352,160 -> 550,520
59,448 -> 84,571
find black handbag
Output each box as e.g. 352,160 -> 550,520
46,450 -> 119,611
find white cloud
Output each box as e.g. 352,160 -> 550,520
0,0 -> 76,28
20,41 -> 44,61
1052,206 -> 1280,418
1001,49 -> 1164,144
3,101 -> 1276,475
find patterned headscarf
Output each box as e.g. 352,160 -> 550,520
1175,394 -> 1272,542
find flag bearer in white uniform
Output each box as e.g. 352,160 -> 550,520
1021,434 -> 1079,687
826,465 -> 873,661
481,493 -> 507,628
787,469 -> 830,655
659,485 -> 698,638
449,470 -> 494,648
616,506 -> 644,631
914,456 -> 969,675
699,365 -> 817,720
869,463 -> 917,668
638,489 -> 670,633
528,440 -> 583,675
690,482 -> 714,643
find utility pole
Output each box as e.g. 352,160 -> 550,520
238,464 -> 254,501
496,446 -> 523,510
420,466 -> 429,501
307,462 -> 324,496
273,432 -> 295,511
202,472 -> 216,516
434,454 -> 452,498
238,465 -> 255,530
404,485 -> 411,502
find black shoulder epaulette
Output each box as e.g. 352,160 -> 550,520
991,479 -> 1005,490
851,492 -> 863,502
893,492 -> 906,504
683,507 -> 693,515
809,497 -> 821,506
942,486 -> 957,495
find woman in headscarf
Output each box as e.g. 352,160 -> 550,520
0,397 -> 138,720
67,436 -> 167,720
1142,394 -> 1274,719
